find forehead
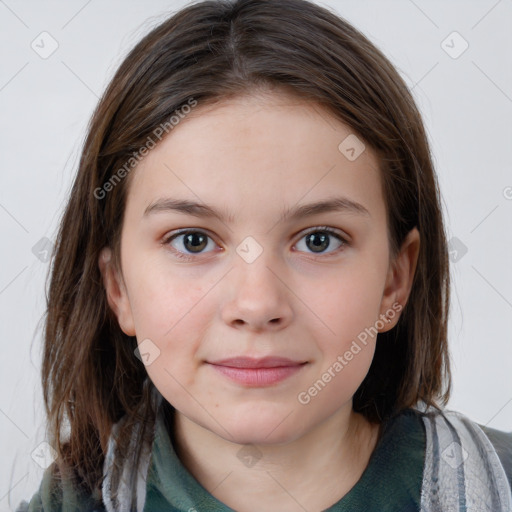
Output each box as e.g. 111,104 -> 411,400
124,92 -> 386,227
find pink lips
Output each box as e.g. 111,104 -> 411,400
207,357 -> 307,387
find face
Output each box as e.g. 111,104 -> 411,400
100,92 -> 419,446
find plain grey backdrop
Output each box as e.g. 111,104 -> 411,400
1,0 -> 511,509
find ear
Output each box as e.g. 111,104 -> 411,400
98,247 -> 136,336
378,227 -> 420,333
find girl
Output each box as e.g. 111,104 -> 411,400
17,0 -> 512,510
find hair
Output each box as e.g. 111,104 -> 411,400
41,0 -> 451,498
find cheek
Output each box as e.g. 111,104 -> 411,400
130,271 -> 213,402
126,257 -> 212,339
311,265 -> 385,345
127,266 -> 222,381
300,286 -> 379,412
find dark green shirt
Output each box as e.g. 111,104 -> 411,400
146,408 -> 425,511
19,408 -> 426,511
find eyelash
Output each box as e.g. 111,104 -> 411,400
162,226 -> 349,261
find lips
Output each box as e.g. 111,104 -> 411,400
207,356 -> 305,369
206,356 -> 307,387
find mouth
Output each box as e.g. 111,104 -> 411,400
206,357 -> 308,387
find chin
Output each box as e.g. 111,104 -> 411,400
216,409 -> 305,446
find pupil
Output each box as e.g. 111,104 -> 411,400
185,233 -> 207,252
307,232 -> 329,252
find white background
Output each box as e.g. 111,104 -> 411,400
1,0 -> 511,509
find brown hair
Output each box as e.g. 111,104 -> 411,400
41,0 -> 451,496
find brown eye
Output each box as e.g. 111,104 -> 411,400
305,232 -> 330,253
181,232 -> 208,253
295,227 -> 348,255
164,230 -> 216,259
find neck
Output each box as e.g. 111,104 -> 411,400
170,404 -> 381,512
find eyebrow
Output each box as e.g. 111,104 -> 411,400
143,196 -> 371,223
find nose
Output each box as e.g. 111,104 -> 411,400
220,252 -> 294,332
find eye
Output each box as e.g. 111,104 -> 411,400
163,230 -> 218,260
294,227 -> 348,256
162,226 -> 349,261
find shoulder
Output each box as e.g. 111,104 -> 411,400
478,422 -> 512,488
15,462 -> 106,512
414,406 -> 512,511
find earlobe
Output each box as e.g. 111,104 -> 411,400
98,247 -> 136,336
378,227 -> 420,333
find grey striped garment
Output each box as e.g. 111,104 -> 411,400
420,408 -> 512,511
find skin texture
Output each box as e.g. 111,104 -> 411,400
99,91 -> 420,511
